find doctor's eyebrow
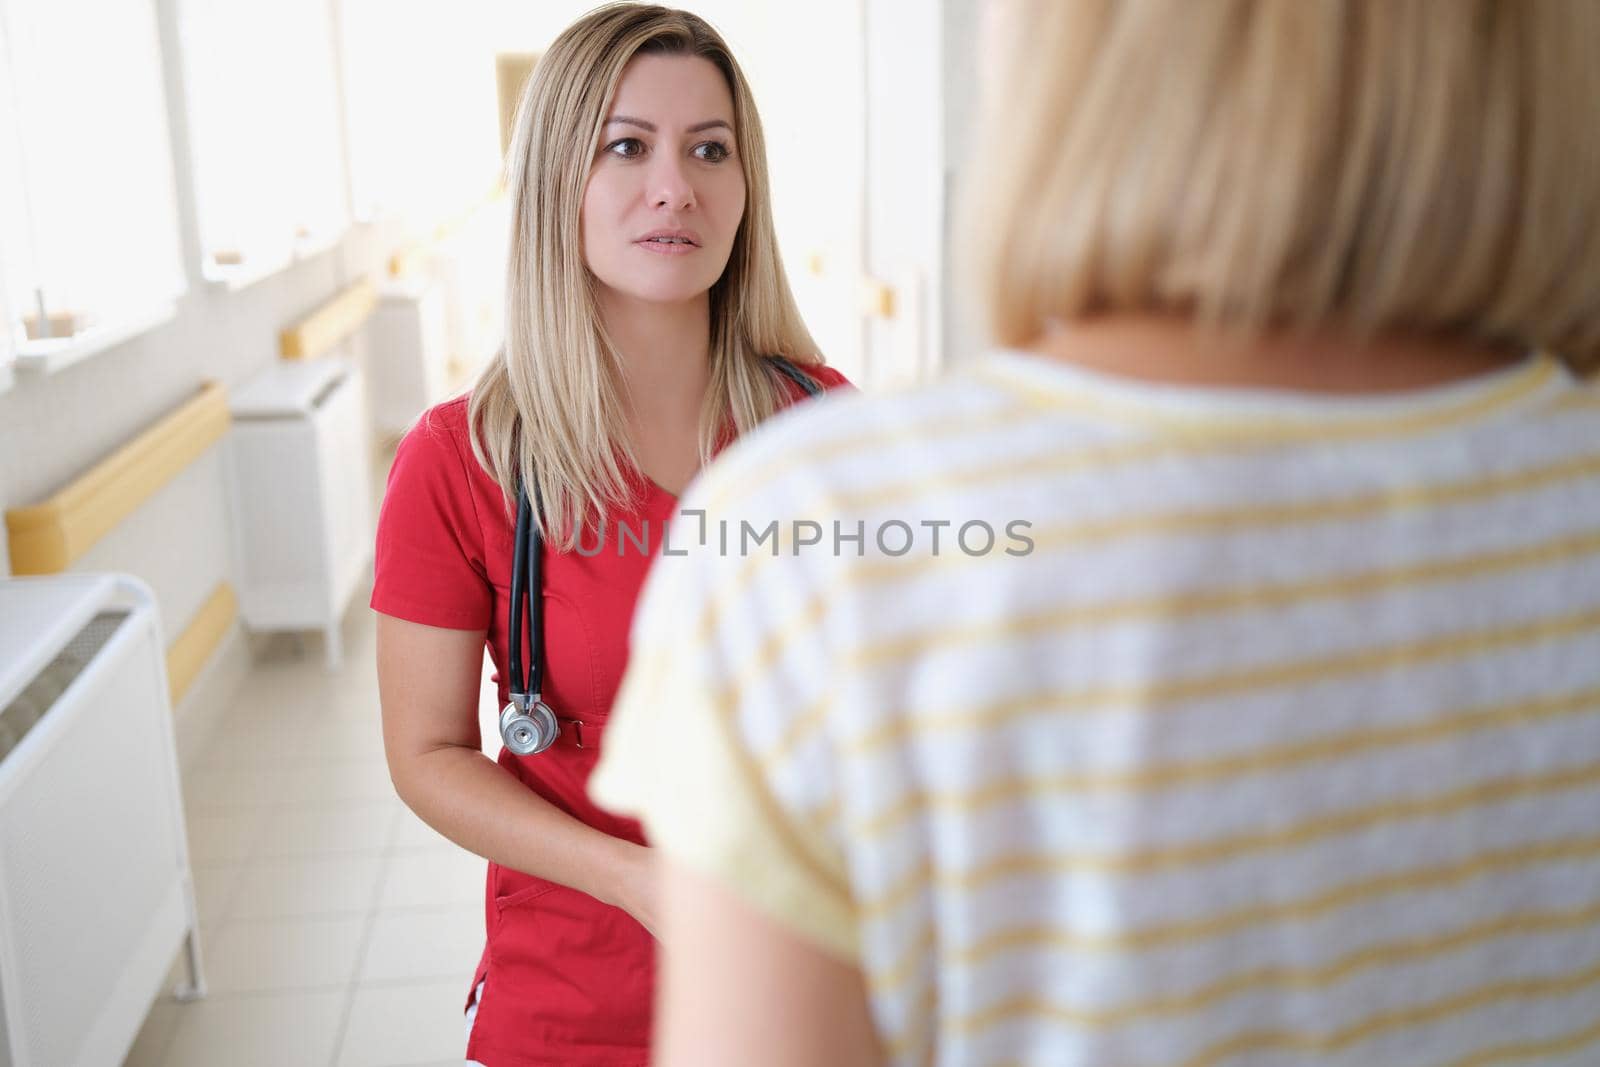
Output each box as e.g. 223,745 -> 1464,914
605,116 -> 733,134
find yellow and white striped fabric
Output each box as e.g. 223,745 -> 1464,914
591,350 -> 1600,1067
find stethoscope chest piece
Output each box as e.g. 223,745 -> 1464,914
500,694 -> 559,756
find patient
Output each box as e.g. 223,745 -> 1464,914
593,2 -> 1600,1064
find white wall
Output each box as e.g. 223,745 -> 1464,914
732,0 -> 869,384
940,0 -> 983,368
857,0 -> 981,385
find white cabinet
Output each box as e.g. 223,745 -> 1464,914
369,279 -> 451,437
227,359 -> 373,668
0,574 -> 205,1067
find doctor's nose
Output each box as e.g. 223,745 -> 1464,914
650,161 -> 696,212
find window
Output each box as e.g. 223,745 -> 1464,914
337,1 -> 504,234
0,0 -> 185,372
177,0 -> 348,284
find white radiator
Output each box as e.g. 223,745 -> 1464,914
227,358 -> 374,669
0,574 -> 204,1067
370,278 -> 451,437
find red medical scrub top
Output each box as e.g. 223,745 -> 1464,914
370,361 -> 850,1067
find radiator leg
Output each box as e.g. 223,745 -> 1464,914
173,928 -> 207,1002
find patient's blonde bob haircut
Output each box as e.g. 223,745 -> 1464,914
971,0 -> 1600,374
470,3 -> 818,545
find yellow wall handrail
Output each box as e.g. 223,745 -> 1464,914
279,280 -> 378,361
5,382 -> 231,576
167,581 -> 237,703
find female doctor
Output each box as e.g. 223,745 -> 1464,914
370,5 -> 847,1065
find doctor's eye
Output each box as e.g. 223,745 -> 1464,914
603,137 -> 646,159
692,140 -> 732,163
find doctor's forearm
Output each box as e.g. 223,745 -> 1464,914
391,743 -> 645,910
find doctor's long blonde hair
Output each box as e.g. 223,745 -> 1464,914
469,4 -> 818,547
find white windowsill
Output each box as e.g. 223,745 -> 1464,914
13,301 -> 179,379
204,252 -> 291,293
294,230 -> 343,262
202,226 -> 350,293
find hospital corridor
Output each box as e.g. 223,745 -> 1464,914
7,0 -> 1600,1065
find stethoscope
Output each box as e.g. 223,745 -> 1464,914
500,480 -> 561,755
498,358 -> 822,756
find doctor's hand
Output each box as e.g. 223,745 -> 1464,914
607,840 -> 660,940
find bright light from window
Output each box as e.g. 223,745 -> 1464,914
0,0 -> 184,342
177,0 -> 348,277
338,1 -> 504,236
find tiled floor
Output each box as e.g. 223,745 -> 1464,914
122,585 -> 501,1067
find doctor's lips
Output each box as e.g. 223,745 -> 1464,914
635,228 -> 702,254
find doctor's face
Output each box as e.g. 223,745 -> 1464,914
581,54 -> 747,306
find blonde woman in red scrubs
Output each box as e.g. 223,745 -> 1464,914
370,6 -> 847,1065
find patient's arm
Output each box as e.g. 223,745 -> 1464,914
654,860 -> 882,1067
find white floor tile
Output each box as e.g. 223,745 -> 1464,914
360,909 -> 483,984
378,847 -> 484,911
335,981 -> 470,1067
282,760 -> 400,805
160,989 -> 346,1067
201,914 -> 367,993
243,655 -> 366,696
231,853 -> 385,920
187,759 -> 394,811
232,677 -> 344,719
183,764 -> 299,811
257,799 -> 397,858
305,719 -> 391,764
387,807 -> 456,851
196,718 -> 309,767
191,862 -> 247,929
232,671 -> 356,723
185,807 -> 269,864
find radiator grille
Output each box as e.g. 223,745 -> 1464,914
0,612 -> 124,763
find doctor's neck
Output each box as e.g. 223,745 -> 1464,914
599,288 -> 713,425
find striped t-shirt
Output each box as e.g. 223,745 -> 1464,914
591,349 -> 1600,1067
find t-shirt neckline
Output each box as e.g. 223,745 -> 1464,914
978,348 -> 1574,437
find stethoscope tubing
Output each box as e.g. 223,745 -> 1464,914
501,478 -> 559,754
501,359 -> 820,755
507,481 -> 542,704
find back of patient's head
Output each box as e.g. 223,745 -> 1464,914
969,0 -> 1600,374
